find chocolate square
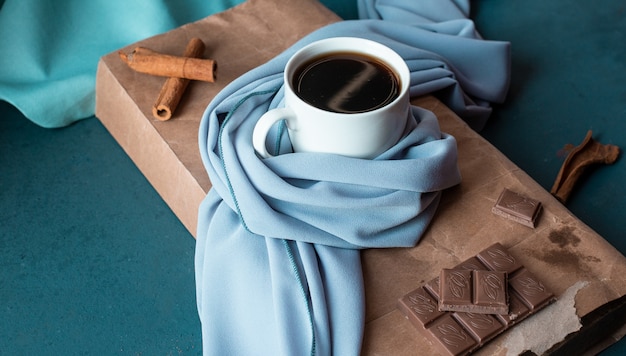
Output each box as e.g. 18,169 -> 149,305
492,188 -> 542,228
509,269 -> 555,311
427,314 -> 477,356
453,312 -> 504,343
476,242 -> 523,274
398,286 -> 445,328
472,270 -> 509,315
439,269 -> 472,311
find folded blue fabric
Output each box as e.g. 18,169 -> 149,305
195,2 -> 509,354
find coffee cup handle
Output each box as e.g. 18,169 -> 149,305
252,107 -> 295,158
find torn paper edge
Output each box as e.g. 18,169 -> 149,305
503,280 -> 588,356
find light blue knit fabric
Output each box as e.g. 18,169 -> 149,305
195,2 -> 509,354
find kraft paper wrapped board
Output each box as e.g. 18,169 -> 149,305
95,0 -> 626,354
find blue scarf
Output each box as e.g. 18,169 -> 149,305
195,3 -> 509,354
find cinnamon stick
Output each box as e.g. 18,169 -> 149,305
551,130 -> 620,203
119,45 -> 216,82
151,38 -> 206,121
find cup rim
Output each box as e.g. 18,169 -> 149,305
284,37 -> 410,116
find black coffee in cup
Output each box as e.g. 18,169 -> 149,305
292,52 -> 400,114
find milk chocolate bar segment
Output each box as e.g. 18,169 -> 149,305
439,269 -> 509,315
397,286 -> 445,329
509,268 -> 556,311
476,242 -> 523,274
473,270 -> 509,315
492,188 -> 542,228
453,312 -> 503,344
425,257 -> 489,300
427,314 -> 477,356
439,269 -> 472,311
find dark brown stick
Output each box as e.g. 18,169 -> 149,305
551,130 -> 620,203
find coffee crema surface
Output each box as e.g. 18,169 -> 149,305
292,52 -> 400,114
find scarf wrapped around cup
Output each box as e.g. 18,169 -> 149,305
195,12 -> 509,356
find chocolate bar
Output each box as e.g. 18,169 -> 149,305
438,269 -> 509,315
491,188 -> 542,228
398,243 -> 556,356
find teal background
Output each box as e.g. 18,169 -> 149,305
1,0 -> 624,354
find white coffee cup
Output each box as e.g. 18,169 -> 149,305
252,37 -> 411,159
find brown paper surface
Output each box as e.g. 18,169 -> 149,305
95,0 -> 626,354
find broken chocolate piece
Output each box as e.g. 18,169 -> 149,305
398,243 -> 556,355
438,269 -> 509,315
473,270 -> 509,315
492,188 -> 542,228
439,269 -> 472,311
551,130 -> 620,203
425,257 -> 490,302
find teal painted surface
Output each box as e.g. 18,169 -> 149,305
472,1 -> 626,253
0,101 -> 201,354
1,0 -> 624,354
